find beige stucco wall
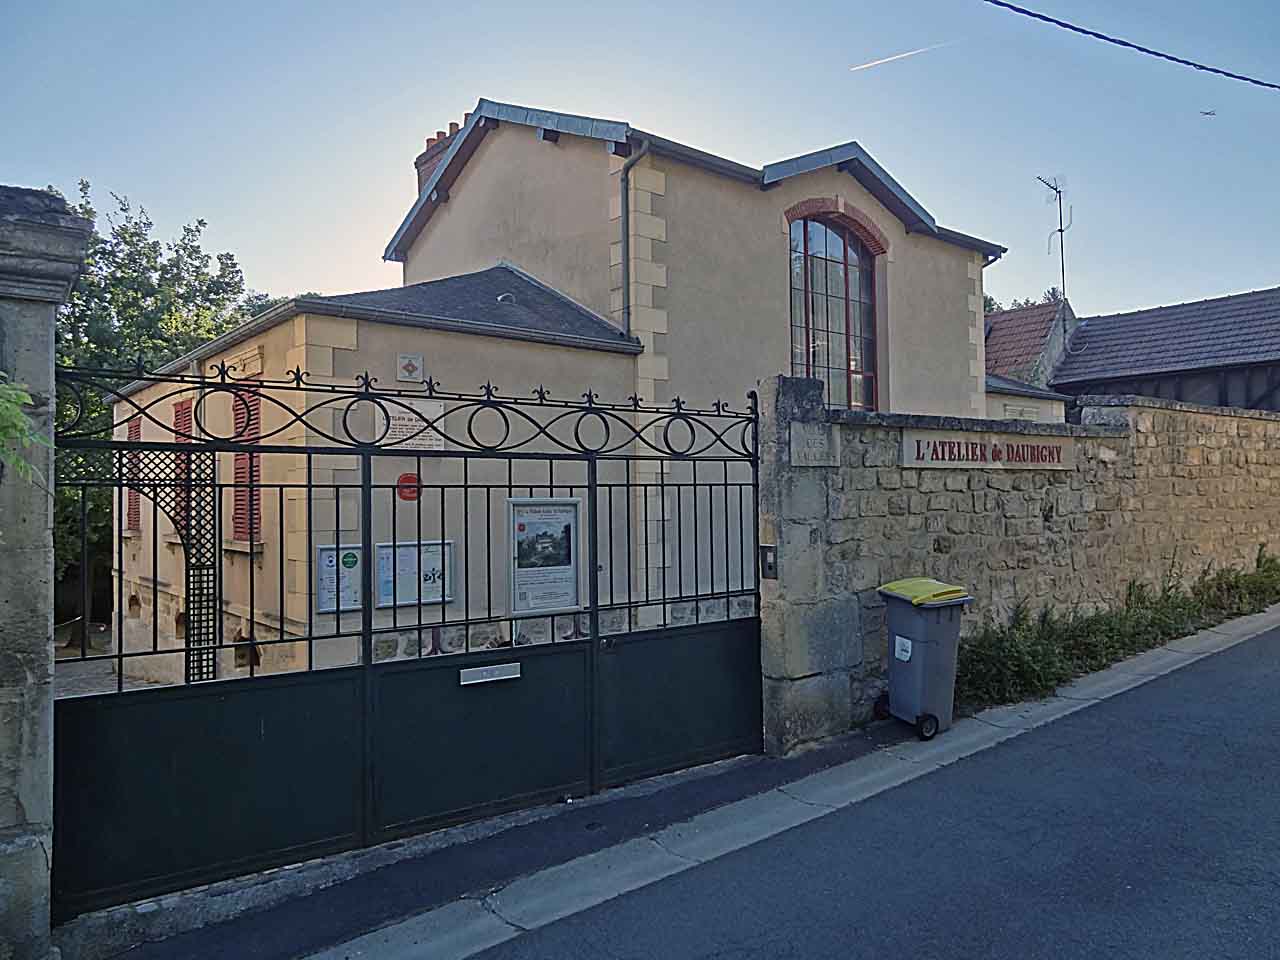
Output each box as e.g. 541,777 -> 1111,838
114,313 -> 639,681
985,390 -> 1066,423
647,155 -> 987,417
399,126 -> 990,420
114,319 -> 308,684
402,123 -> 616,318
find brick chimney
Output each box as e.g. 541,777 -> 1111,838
413,113 -> 471,192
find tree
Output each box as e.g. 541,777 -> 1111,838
56,181 -> 248,371
1004,287 -> 1065,310
52,181 -> 259,618
983,293 -> 1003,315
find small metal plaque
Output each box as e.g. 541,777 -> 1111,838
459,662 -> 521,686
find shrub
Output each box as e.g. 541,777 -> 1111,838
954,546 -> 1280,709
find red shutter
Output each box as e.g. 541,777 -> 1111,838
232,386 -> 261,541
173,400 -> 192,528
126,418 -> 141,529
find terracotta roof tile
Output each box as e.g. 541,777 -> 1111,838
984,302 -> 1059,381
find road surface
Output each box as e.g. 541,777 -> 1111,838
475,629 -> 1280,959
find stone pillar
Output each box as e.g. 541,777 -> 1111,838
0,186 -> 92,960
758,376 -> 863,755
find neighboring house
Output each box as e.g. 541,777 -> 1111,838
984,299 -> 1077,387
984,372 -> 1069,422
388,97 -> 1006,417
1052,286 -> 1280,410
981,300 -> 1077,423
114,265 -> 640,682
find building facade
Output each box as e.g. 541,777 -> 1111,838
112,97 -> 1009,684
387,98 -> 1006,418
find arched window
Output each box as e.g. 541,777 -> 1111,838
789,218 -> 876,410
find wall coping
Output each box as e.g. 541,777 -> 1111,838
824,407 -> 1127,439
1077,393 -> 1280,424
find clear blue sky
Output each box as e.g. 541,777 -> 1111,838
3,0 -> 1277,317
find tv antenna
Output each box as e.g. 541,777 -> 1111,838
1037,175 -> 1071,302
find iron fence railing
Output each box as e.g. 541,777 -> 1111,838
53,363 -> 760,694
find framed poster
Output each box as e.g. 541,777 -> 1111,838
508,498 -> 582,616
375,540 -> 455,608
316,544 -> 363,613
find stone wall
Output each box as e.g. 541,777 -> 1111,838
0,186 -> 92,960
759,377 -> 1280,754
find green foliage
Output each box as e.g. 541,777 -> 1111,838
53,181 -> 255,584
56,180 -> 248,371
984,288 -> 1063,315
0,373 -> 48,490
955,548 -> 1280,708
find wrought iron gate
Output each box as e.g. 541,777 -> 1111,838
51,363 -> 761,920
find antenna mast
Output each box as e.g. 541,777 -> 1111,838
1037,175 -> 1071,302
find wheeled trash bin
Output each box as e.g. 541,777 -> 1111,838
877,578 -> 972,740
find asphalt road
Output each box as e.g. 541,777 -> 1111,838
475,629 -> 1280,960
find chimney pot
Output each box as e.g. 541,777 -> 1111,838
425,136 -> 436,147
464,112 -> 472,126
436,130 -> 447,140
449,122 -> 459,136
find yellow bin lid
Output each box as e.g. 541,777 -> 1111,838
878,577 -> 971,607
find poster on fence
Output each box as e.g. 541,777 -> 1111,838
375,540 -> 454,608
508,498 -> 581,616
316,544 -> 363,612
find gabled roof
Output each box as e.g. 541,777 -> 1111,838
384,98 -> 1006,263
133,263 -> 641,392
1053,285 -> 1280,385
984,301 -> 1061,381
985,372 -> 1069,402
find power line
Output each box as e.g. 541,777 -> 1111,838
980,0 -> 1280,93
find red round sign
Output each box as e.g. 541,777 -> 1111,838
396,473 -> 420,501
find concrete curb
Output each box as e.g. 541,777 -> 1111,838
307,603 -> 1280,960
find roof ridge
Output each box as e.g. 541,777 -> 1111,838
1082,284 -> 1280,324
987,301 -> 1060,319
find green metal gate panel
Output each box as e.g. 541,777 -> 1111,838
51,366 -> 763,921
52,669 -> 363,921
370,645 -> 591,840
598,620 -> 763,787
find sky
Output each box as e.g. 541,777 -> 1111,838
3,0 -> 1278,318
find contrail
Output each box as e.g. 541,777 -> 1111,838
849,43 -> 950,72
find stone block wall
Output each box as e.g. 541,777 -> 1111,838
759,376 -> 1280,754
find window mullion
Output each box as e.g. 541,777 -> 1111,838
802,222 -> 812,378
843,234 -> 853,409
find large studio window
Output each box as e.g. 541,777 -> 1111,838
789,218 -> 876,410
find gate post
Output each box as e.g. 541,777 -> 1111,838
757,376 -> 858,755
0,186 -> 92,958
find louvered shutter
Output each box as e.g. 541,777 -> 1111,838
126,418 -> 141,529
232,386 -> 261,541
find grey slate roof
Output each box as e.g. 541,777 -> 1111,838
385,98 -> 1005,262
306,263 -> 640,352
128,263 -> 641,394
1052,286 -> 1280,385
985,372 -> 1069,402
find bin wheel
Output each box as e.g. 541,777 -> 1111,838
872,693 -> 890,721
916,714 -> 939,741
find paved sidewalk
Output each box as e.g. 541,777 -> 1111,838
306,607 -> 1280,960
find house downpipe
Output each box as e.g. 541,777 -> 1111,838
619,137 -> 651,336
